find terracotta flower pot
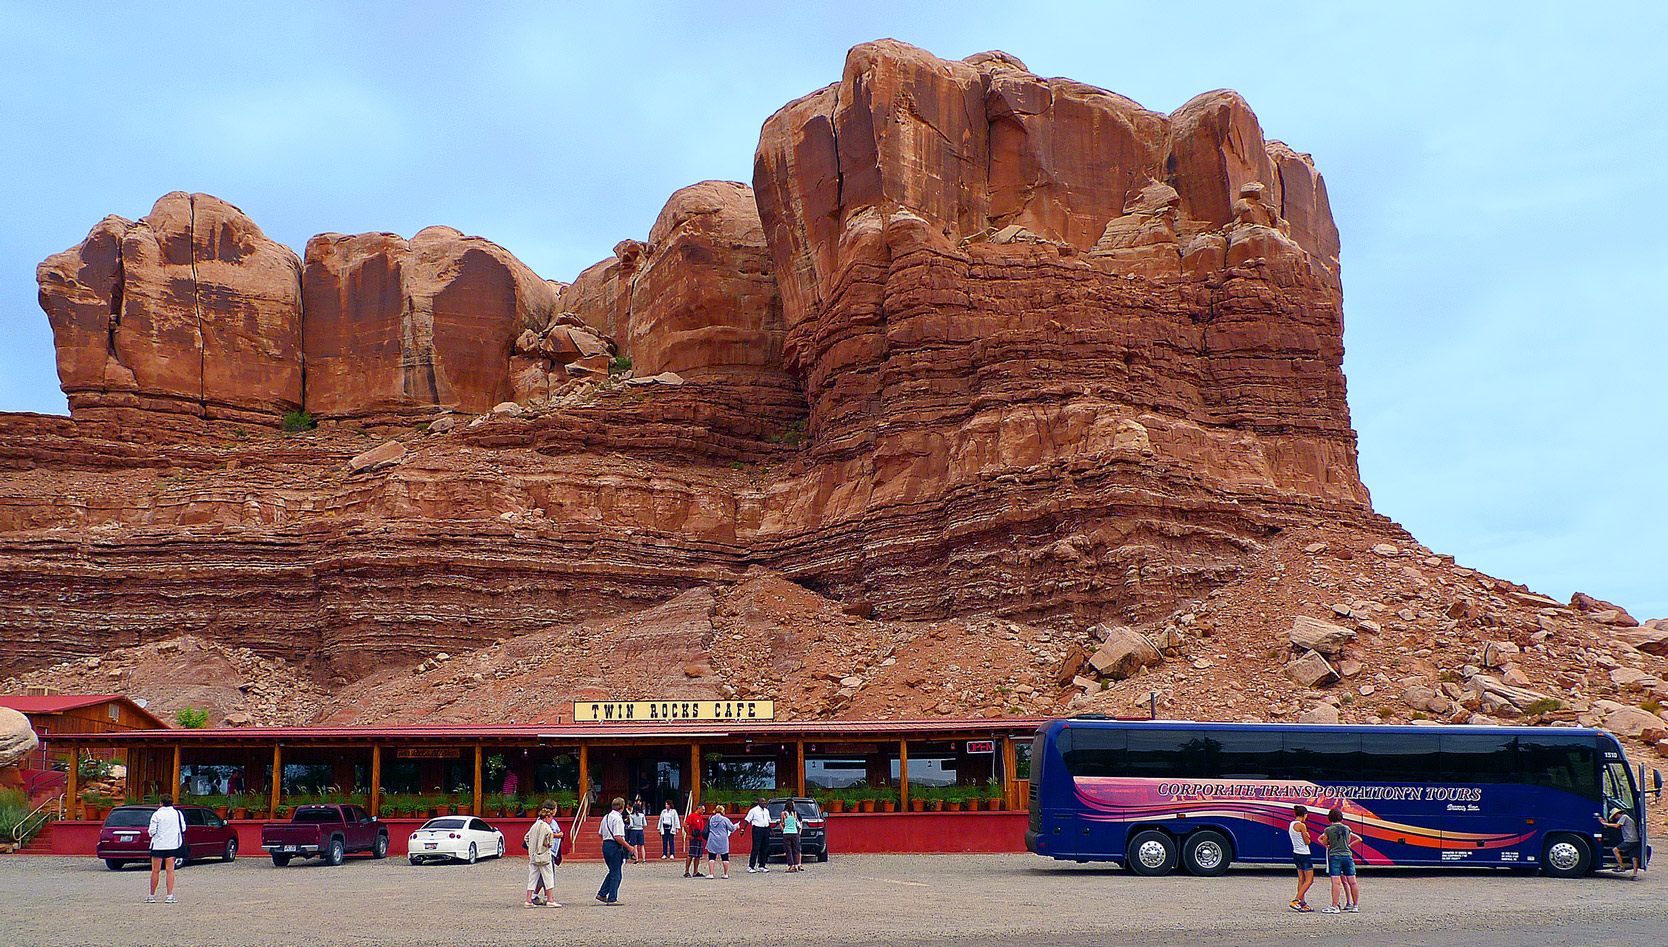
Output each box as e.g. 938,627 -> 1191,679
859,800 -> 876,813
828,799 -> 845,813
232,808 -> 249,820
947,801 -> 962,812
881,800 -> 896,813
910,800 -> 924,812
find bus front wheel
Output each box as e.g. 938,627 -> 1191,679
1182,830 -> 1233,877
1126,830 -> 1178,876
1542,834 -> 1592,878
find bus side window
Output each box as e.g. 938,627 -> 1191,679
1358,731 -> 1438,782
1517,733 -> 1597,798
1127,730 -> 1207,778
1438,733 -> 1516,783
1208,730 -> 1283,779
1062,727 -> 1125,777
1284,732 -> 1361,782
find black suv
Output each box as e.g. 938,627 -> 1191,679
765,797 -> 828,863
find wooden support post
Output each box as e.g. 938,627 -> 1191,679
690,742 -> 701,808
577,744 -> 589,802
1001,736 -> 1018,810
899,740 -> 910,811
370,745 -> 382,818
171,746 -> 182,801
270,745 -> 282,816
473,745 -> 483,816
795,740 -> 806,798
66,748 -> 79,818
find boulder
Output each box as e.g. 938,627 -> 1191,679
1297,703 -> 1340,725
1570,592 -> 1638,627
302,226 -> 557,419
1086,627 -> 1162,680
1609,620 -> 1668,656
1288,616 -> 1355,655
1609,667 -> 1660,692
0,708 -> 39,769
38,192 -> 304,434
347,440 -> 408,474
1594,700 -> 1667,739
1285,650 -> 1339,688
1468,674 -> 1556,714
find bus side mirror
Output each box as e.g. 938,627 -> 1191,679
1654,770 -> 1663,796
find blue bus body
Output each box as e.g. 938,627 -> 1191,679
1026,719 -> 1652,877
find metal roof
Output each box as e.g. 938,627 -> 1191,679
0,693 -> 168,728
45,716 -> 1051,743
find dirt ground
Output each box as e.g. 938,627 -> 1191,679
1,851 -> 1662,947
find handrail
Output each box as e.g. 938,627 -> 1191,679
566,789 -> 594,853
9,793 -> 64,848
685,789 -> 694,818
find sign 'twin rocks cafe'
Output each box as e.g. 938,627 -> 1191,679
30,696 -> 1045,859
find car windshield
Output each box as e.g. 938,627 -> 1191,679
105,808 -> 153,827
422,818 -> 468,830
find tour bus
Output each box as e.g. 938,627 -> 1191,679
1026,718 -> 1660,877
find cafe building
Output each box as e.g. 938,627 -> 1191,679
37,699 -> 1045,859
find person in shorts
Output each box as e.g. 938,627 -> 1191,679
1287,804 -> 1315,912
524,803 -> 560,908
704,805 -> 740,879
1321,806 -> 1360,914
1602,808 -> 1643,878
146,794 -> 186,904
683,803 -> 708,878
627,801 -> 648,864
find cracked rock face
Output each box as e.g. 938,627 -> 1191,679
38,192 -> 303,439
12,39 -> 1378,673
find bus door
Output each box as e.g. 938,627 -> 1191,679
1437,733 -> 1523,866
1600,755 -> 1638,864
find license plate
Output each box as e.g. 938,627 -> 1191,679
283,845 -> 298,852
425,843 -> 438,850
117,834 -> 136,841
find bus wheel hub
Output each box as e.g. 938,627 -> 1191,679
1547,841 -> 1579,871
1194,841 -> 1222,869
1137,839 -> 1168,868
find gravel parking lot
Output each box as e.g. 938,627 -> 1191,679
1,852 -> 1662,947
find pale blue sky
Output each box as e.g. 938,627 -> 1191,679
1,2 -> 1663,618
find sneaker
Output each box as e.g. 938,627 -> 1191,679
1345,903 -> 1359,913
524,902 -> 537,909
1321,906 -> 1341,915
746,867 -> 757,873
164,896 -> 177,904
1298,904 -> 1315,913
144,895 -> 156,904
759,867 -> 770,873
546,902 -> 563,908
1288,900 -> 1304,912
595,895 -> 608,904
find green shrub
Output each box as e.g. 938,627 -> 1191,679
280,409 -> 316,433
77,755 -> 114,781
1524,697 -> 1564,715
609,355 -> 632,374
174,707 -> 211,729
767,418 -> 807,446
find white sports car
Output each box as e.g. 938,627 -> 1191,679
408,816 -> 506,865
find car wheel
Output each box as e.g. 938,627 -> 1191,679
223,838 -> 238,862
104,859 -> 126,871
1181,830 -> 1232,877
466,843 -> 478,865
372,833 -> 388,859
409,856 -> 421,866
271,854 -> 292,867
1126,829 -> 1178,876
326,838 -> 345,867
496,837 -> 505,859
817,844 -> 829,863
1543,833 -> 1593,878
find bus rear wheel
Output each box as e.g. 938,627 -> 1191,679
1542,834 -> 1592,878
1126,830 -> 1178,876
1182,830 -> 1232,877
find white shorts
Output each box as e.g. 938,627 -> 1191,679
527,861 -> 555,892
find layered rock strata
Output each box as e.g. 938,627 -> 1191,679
6,40 -> 1382,674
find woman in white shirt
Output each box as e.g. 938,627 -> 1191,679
146,795 -> 186,904
657,801 -> 681,859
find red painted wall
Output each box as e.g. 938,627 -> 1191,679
28,812 -> 1028,860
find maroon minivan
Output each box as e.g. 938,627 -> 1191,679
96,804 -> 239,870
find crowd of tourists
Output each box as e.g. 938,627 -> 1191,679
528,794 -> 808,907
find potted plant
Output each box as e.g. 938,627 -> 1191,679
826,792 -> 846,814
909,788 -> 925,813
880,787 -> 898,813
925,787 -> 944,813
984,779 -> 1004,811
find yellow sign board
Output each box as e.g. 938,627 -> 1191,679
573,700 -> 775,723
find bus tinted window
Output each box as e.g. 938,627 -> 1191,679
1061,726 -> 1124,777
1208,730 -> 1283,779
1127,730 -> 1208,778
1359,731 -> 1438,781
1518,733 -> 1597,798
1439,733 -> 1516,783
1284,732 -> 1361,781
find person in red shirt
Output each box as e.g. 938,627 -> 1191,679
683,803 -> 709,878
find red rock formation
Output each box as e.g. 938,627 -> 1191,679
302,226 -> 558,420
38,192 -> 303,437
5,40 -> 1383,677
